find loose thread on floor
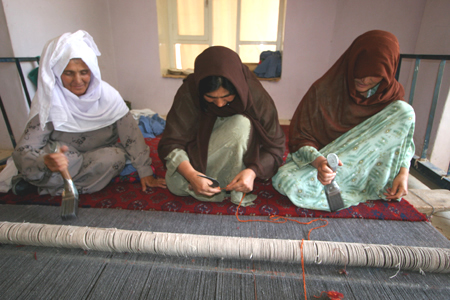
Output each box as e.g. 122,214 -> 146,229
235,192 -> 331,300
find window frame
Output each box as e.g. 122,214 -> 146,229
168,0 -> 212,69
165,0 -> 286,70
235,0 -> 286,56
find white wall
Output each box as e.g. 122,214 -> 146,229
261,0 -> 338,120
107,0 -> 181,115
0,1 -> 28,149
330,0 -> 426,62
1,0 -> 449,166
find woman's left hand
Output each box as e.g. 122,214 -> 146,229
140,175 -> 167,191
383,167 -> 409,200
226,168 -> 256,193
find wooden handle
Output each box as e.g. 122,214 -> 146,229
54,142 -> 72,180
60,168 -> 72,180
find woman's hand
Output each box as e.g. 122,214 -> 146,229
384,167 -> 409,200
187,174 -> 222,196
177,161 -> 221,196
44,145 -> 69,172
140,176 -> 167,191
311,156 -> 343,185
226,168 -> 256,193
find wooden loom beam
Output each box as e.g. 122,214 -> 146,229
0,221 -> 449,273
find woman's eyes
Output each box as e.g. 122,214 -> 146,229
63,71 -> 89,76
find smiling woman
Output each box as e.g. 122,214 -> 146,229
60,59 -> 91,96
11,30 -> 166,197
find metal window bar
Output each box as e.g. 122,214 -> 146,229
0,57 -> 39,150
395,54 -> 450,188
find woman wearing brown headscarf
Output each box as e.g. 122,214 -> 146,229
273,30 -> 415,211
158,46 -> 285,206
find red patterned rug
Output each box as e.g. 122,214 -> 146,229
0,126 -> 427,222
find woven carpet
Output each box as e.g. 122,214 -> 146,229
0,126 -> 427,222
0,205 -> 449,300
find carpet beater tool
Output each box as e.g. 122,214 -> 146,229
55,142 -> 79,220
324,153 -> 344,212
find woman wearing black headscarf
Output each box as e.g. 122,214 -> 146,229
158,46 -> 285,206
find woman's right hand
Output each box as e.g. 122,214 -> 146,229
311,156 -> 343,185
187,173 -> 222,196
177,160 -> 221,196
43,145 -> 69,172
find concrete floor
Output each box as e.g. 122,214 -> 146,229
1,147 -> 450,240
408,169 -> 450,240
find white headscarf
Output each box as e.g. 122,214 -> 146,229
28,30 -> 129,132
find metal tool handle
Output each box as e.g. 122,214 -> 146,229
325,153 -> 344,212
327,153 -> 339,172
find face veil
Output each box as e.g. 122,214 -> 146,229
288,30 -> 405,153
158,46 -> 286,179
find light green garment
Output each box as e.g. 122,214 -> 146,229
165,114 -> 257,206
272,100 -> 415,211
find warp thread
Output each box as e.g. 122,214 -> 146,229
0,221 -> 449,273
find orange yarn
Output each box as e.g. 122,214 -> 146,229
234,193 -> 330,299
234,193 -> 329,239
301,239 -> 307,300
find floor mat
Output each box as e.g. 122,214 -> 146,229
0,127 -> 427,222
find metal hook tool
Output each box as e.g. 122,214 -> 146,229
197,174 -> 220,188
324,153 -> 344,212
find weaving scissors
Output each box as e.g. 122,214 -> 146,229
197,174 -> 220,188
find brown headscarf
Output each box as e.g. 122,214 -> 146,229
158,46 -> 285,179
289,30 -> 405,153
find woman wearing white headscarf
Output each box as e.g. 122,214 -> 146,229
12,30 -> 166,196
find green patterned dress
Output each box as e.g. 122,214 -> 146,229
272,100 -> 415,211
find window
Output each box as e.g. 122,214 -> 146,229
156,0 -> 286,76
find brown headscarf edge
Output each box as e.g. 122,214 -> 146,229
158,46 -> 285,179
289,30 -> 405,153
